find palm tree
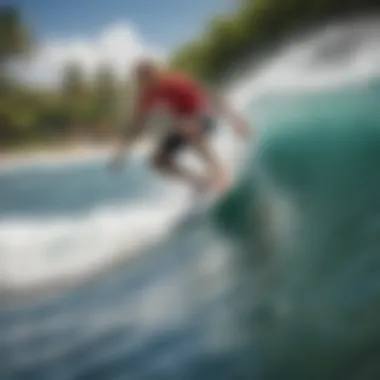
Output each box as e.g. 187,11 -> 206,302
0,5 -> 32,91
0,6 -> 31,62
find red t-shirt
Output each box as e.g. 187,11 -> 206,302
136,73 -> 208,117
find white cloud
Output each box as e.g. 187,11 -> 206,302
11,22 -> 166,88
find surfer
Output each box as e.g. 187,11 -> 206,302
110,58 -> 250,194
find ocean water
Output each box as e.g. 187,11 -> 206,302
1,16 -> 380,380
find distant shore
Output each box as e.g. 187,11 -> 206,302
0,142 -> 112,168
0,141 -> 153,169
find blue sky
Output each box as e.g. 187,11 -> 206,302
12,0 -> 237,49
9,0 -> 239,86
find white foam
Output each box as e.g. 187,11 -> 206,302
0,194 -> 187,290
0,128 -> 244,292
227,16 -> 380,107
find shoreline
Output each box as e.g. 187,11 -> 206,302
0,141 -> 153,170
0,143 -> 111,165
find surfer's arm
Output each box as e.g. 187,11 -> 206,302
204,85 -> 250,138
122,111 -> 148,146
110,112 -> 148,168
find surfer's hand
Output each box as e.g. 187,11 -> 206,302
233,117 -> 251,139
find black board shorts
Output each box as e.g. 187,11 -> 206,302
160,114 -> 216,157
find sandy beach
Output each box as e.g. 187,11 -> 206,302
0,143 -> 116,168
0,141 -> 155,170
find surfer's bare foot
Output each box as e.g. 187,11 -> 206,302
191,171 -> 229,196
193,176 -> 209,194
211,171 -> 230,193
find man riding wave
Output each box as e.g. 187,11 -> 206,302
111,58 -> 250,194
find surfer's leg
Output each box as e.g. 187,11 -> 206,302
151,136 -> 207,192
180,116 -> 229,191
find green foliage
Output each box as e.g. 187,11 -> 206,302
170,0 -> 379,83
0,5 -> 31,64
2,0 -> 379,149
0,6 -> 132,148
0,58 -> 128,147
92,63 -> 118,122
61,62 -> 87,98
169,40 -> 211,79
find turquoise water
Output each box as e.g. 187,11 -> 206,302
1,82 -> 380,379
215,82 -> 380,378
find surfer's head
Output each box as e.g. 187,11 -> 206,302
133,57 -> 161,90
